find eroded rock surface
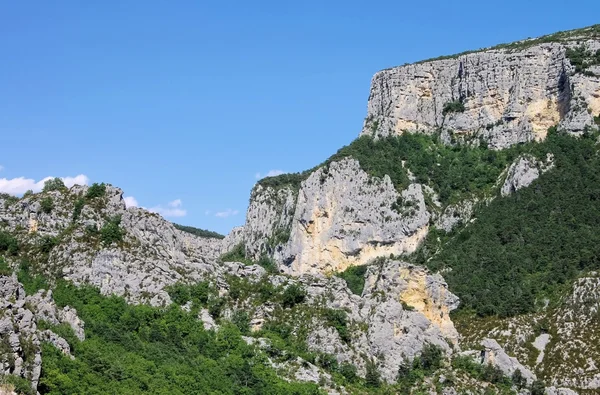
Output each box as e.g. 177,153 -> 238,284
361,38 -> 600,149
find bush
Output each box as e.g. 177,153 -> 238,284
0,232 -> 19,255
442,100 -> 465,115
231,310 -> 250,334
85,183 -> 106,199
0,258 -> 12,276
72,198 -> 85,221
42,177 -> 66,193
323,309 -> 350,343
40,197 -> 54,214
531,380 -> 546,395
282,284 -> 306,308
365,361 -> 381,387
38,235 -> 59,254
339,363 -> 357,382
511,369 -> 527,389
100,216 -> 124,246
336,264 -> 368,295
420,344 -> 444,371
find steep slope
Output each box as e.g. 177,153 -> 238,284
362,25 -> 600,148
3,25 -> 600,394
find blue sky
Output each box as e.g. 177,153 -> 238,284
1,1 -> 598,234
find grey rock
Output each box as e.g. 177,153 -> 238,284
501,154 -> 554,196
361,40 -> 600,149
480,338 -> 536,384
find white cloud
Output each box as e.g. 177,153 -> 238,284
0,174 -> 89,195
255,169 -> 285,179
215,208 -> 239,218
148,199 -> 187,218
168,199 -> 182,208
124,196 -> 139,208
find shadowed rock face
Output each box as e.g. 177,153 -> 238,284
361,39 -> 600,149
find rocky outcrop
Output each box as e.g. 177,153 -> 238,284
480,338 -> 536,384
501,153 -> 555,196
301,260 -> 459,383
361,33 -> 600,149
278,160 -> 429,275
0,276 -> 83,390
0,185 -> 223,306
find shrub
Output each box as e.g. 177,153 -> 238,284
595,114 -> 600,125
442,100 -> 465,115
231,310 -> 250,334
0,258 -> 11,276
40,197 -> 54,213
336,264 -> 368,295
72,198 -> 85,221
531,380 -> 546,395
42,177 -> 66,192
339,363 -> 357,382
323,309 -> 350,343
282,284 -> 306,308
100,216 -> 124,246
365,361 -> 381,387
420,344 -> 444,371
85,183 -> 106,199
38,235 -> 58,254
0,232 -> 19,255
511,369 -> 527,389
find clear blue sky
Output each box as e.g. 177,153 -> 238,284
1,1 -> 598,234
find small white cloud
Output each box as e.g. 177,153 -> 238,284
124,196 -> 139,208
0,174 -> 88,195
215,208 -> 239,218
168,199 -> 182,208
255,169 -> 285,179
148,199 -> 187,218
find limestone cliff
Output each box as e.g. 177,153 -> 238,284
361,27 -> 600,149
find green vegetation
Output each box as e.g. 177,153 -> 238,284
85,183 -> 106,199
0,257 -> 11,276
72,198 -> 85,221
413,24 -> 600,64
420,129 -> 600,317
220,244 -> 280,274
565,45 -> 600,75
17,260 -> 49,295
173,223 -> 225,239
0,193 -> 19,206
259,133 -> 520,206
323,309 -> 350,343
40,197 -> 54,214
335,264 -> 368,295
397,344 -> 445,389
442,100 -> 465,115
36,282 -> 323,395
451,356 -> 513,391
100,216 -> 124,246
0,231 -> 19,256
0,374 -> 36,395
42,178 -> 66,193
282,284 -> 307,308
594,114 -> 600,126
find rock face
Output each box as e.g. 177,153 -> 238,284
480,338 -> 536,384
361,35 -> 600,149
301,260 -> 459,383
501,153 -> 554,196
280,159 -> 429,275
0,276 -> 83,390
0,185 -> 223,306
